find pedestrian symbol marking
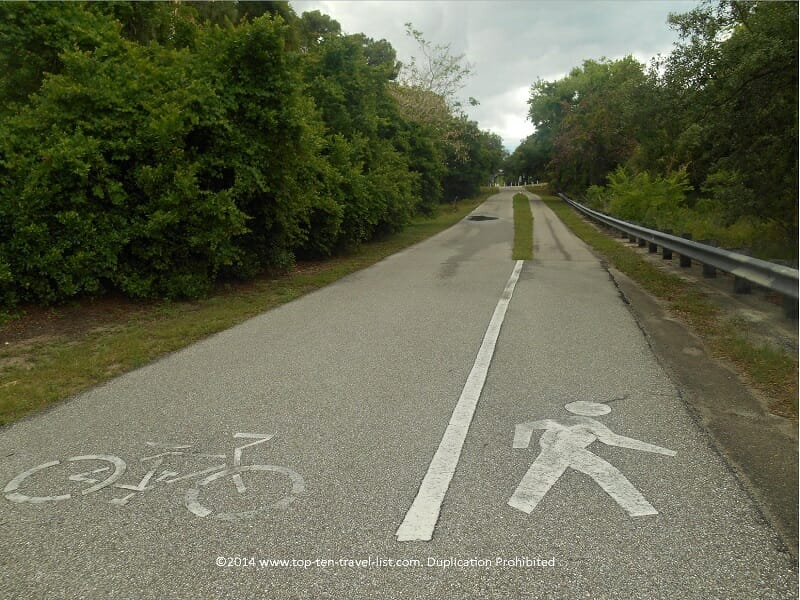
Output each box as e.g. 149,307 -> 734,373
509,401 -> 676,516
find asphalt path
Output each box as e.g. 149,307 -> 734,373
1,189 -> 796,598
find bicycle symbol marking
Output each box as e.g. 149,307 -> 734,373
3,433 -> 305,521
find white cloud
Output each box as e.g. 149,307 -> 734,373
290,0 -> 698,152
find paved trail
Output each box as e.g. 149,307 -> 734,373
1,190 -> 795,599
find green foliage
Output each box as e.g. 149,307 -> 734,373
92,1 -> 199,48
442,120 -> 506,201
195,16 -> 322,272
512,194 -> 533,260
700,169 -> 757,225
589,167 -> 790,258
403,122 -> 446,216
0,2 -> 120,110
0,2 -> 504,308
297,25 -> 418,250
665,1 -> 798,236
391,23 -> 504,203
604,168 -> 692,228
1,30 -> 254,301
508,0 -> 797,256
504,133 -> 551,184
522,57 -> 652,192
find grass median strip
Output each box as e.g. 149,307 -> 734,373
540,193 -> 798,419
0,192 -> 493,426
512,193 -> 533,260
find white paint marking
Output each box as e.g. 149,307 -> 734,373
509,402 -> 676,516
232,433 -> 274,467
161,464 -> 226,484
185,465 -> 305,520
155,471 -> 179,482
396,260 -> 525,542
114,468 -> 159,492
141,451 -> 187,462
70,456 -> 127,496
109,493 -> 137,506
4,461 -> 70,504
3,455 -> 126,504
232,473 -> 247,493
145,442 -> 192,449
233,433 -> 275,439
68,466 -> 111,484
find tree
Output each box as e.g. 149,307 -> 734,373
0,5 -> 326,303
390,22 -> 501,202
442,120 -> 506,200
0,2 -> 508,307
505,132 -> 552,184
397,22 -> 474,114
525,57 -> 651,191
92,2 -> 198,48
297,16 -> 421,251
667,1 -> 797,235
390,22 -> 477,162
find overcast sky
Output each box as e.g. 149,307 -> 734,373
290,0 -> 699,153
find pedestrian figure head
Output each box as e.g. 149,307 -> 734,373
564,401 -> 611,417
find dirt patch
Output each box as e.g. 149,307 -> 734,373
0,355 -> 34,372
0,294 -> 151,346
0,265 -> 314,350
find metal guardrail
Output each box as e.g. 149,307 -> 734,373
558,193 -> 799,301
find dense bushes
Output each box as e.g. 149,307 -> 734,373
0,2 -> 505,307
586,167 -> 789,258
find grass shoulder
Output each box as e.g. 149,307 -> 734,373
512,193 -> 533,260
0,191 -> 493,426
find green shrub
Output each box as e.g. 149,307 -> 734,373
0,4 -> 505,307
587,166 -> 793,258
606,167 -> 692,228
0,34 -> 254,302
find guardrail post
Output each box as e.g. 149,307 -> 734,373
628,233 -> 637,243
637,238 -> 646,247
661,230 -> 673,260
783,296 -> 799,319
680,233 -> 692,267
730,248 -> 752,294
700,240 -> 718,277
733,276 -> 752,294
648,241 -> 658,253
769,258 -> 800,319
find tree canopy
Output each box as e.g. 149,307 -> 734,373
506,0 -> 797,256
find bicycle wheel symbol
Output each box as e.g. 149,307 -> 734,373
184,464 -> 305,521
4,455 -> 127,504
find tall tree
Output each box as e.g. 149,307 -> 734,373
526,57 -> 651,191
662,0 -> 798,234
397,22 -> 475,113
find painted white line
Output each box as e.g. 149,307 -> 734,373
396,259 -> 525,542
